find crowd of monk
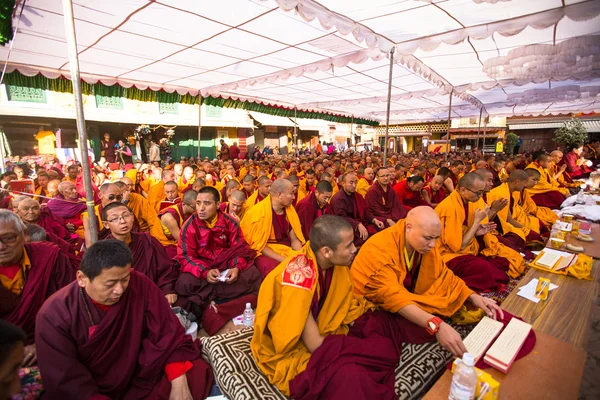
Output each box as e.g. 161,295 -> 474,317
0,140 -> 597,399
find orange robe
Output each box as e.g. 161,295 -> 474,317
513,189 -> 558,229
126,193 -> 158,232
147,181 -> 165,212
486,183 -> 531,240
355,177 -> 372,198
525,162 -> 570,197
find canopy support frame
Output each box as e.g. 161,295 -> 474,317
197,95 -> 202,159
445,89 -> 453,161
383,46 -> 395,166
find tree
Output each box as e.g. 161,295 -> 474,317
504,133 -> 519,155
553,118 -> 589,150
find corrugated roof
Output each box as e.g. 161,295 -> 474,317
509,120 -> 600,132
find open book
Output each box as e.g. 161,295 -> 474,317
462,316 -> 504,362
531,249 -> 577,271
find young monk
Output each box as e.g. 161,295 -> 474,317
515,169 -> 559,231
240,179 -> 305,277
297,169 -> 317,202
525,153 -> 569,208
176,187 -> 261,335
241,174 -> 255,198
435,173 -> 525,291
149,190 -> 197,259
355,167 -> 374,198
244,176 -> 272,210
365,168 -> 407,228
117,177 -> 158,231
295,180 -> 333,239
147,169 -> 177,212
251,215 -> 403,400
422,175 -> 446,208
35,240 -> 213,399
219,189 -> 247,223
0,320 -> 26,399
351,207 -> 503,357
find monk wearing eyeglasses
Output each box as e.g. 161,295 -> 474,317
435,173 -> 525,292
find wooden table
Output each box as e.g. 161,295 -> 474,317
564,221 -> 600,259
423,332 -> 586,400
500,261 -> 600,349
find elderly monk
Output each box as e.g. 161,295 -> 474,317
147,169 -> 177,212
297,169 -> 316,202
35,240 -> 213,399
241,179 -> 305,277
330,173 -> 380,247
356,167 -> 374,198
352,207 -> 503,356
422,175 -> 447,208
486,170 -> 545,253
435,173 -> 525,291
241,174 -> 255,198
252,215 -> 403,400
393,175 -> 429,209
102,202 -> 180,306
46,181 -> 87,237
525,153 -> 569,208
13,196 -> 71,244
150,190 -> 197,259
0,210 -> 75,366
296,180 -> 333,239
516,169 -> 559,231
219,189 -> 247,223
220,178 -> 241,203
115,179 -> 158,232
561,143 -> 591,179
245,176 -> 272,209
47,179 -> 60,198
176,187 -> 261,335
366,168 -> 407,228
549,150 -> 582,190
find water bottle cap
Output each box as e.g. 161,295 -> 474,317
246,302 -> 251,308
462,353 -> 475,366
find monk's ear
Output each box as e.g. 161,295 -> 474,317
76,270 -> 89,288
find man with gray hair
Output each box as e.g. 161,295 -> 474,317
0,209 -> 75,367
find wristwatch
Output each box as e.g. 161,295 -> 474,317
426,316 -> 443,335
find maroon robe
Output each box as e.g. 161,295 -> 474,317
393,180 -> 429,209
530,192 -> 565,209
330,189 -> 376,246
255,209 -> 294,277
45,230 -> 81,270
365,182 -> 407,228
295,192 -> 332,239
37,207 -> 71,241
423,186 -> 446,206
1,242 -> 75,343
36,272 -> 213,399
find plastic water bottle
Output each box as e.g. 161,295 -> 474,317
448,353 -> 477,400
242,303 -> 254,327
576,185 -> 585,204
550,221 -> 561,238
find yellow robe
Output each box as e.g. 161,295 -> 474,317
549,162 -> 583,188
513,189 -> 558,229
297,179 -> 314,202
435,190 -> 525,279
149,203 -> 183,247
355,178 -> 371,198
251,244 -> 374,395
82,205 -> 105,231
525,162 -> 570,196
126,193 -> 158,232
486,183 -> 531,239
240,195 -> 305,257
177,176 -> 195,193
244,190 -> 264,210
0,248 -> 31,295
147,181 -> 165,212
351,219 -> 473,314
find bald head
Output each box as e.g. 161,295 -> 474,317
271,178 -> 292,195
229,190 -> 246,203
58,181 -> 78,200
508,169 -> 529,183
271,178 -> 295,208
405,207 -> 441,254
364,168 -> 374,180
458,172 -> 484,190
120,176 -> 133,186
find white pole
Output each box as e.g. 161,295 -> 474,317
445,89 -> 453,161
62,0 -> 97,243
197,95 -> 202,159
383,46 -> 395,167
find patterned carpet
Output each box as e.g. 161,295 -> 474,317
479,276 -> 524,305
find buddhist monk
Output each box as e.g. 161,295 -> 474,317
393,175 -> 429,209
240,179 -> 305,277
0,320 -> 26,398
241,174 -> 255,198
13,197 -> 71,244
150,190 -> 197,259
561,143 -> 591,179
245,176 -> 272,209
366,168 -> 407,228
330,173 -> 380,246
33,172 -> 50,204
472,169 -> 510,222
516,169 -> 559,230
176,187 -> 261,335
356,167 -> 374,198
46,181 -> 87,237
525,153 -> 569,208
0,210 -> 75,365
287,174 -> 300,206
147,169 -> 177,212
447,161 -> 465,189
435,173 -> 525,291
102,202 -> 179,305
220,178 -> 240,203
297,169 -> 316,202
422,175 -> 446,208
177,166 -> 195,193
115,179 -> 158,232
549,150 -> 582,190
352,207 -> 503,356
251,215 -> 403,400
63,165 -> 79,184
47,179 -> 60,198
296,180 -> 333,239
219,189 -> 246,223
35,240 -> 213,399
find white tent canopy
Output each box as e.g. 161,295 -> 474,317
1,0 -> 598,123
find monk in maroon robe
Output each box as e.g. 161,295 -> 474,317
366,168 -> 407,229
46,181 -> 87,236
422,175 -> 447,208
13,197 -> 71,242
330,173 -> 380,247
295,180 -> 333,239
36,240 -> 213,399
176,187 -> 261,335
393,176 -> 429,209
24,224 -> 81,270
102,202 -> 180,306
0,210 -> 74,366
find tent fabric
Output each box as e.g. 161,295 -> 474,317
0,0 -> 598,123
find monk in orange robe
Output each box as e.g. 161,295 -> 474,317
525,153 -> 569,209
219,189 -> 247,224
435,173 -> 526,291
150,190 -> 197,259
297,169 -> 316,202
33,172 -> 50,204
240,179 -> 305,277
147,169 -> 177,212
115,179 -> 158,232
516,169 -> 559,231
251,215 -> 403,400
82,183 -> 129,248
355,167 -> 374,198
244,176 -> 272,210
352,207 -> 503,356
549,150 -> 583,190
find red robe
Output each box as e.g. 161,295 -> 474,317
295,192 -> 332,239
365,182 -> 407,227
393,180 -> 428,209
0,242 -> 75,343
37,207 -> 71,242
560,151 -> 590,178
35,272 -> 213,399
423,186 -> 446,205
46,194 -> 86,229
330,189 -> 376,246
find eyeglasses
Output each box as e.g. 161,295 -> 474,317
107,194 -> 123,201
464,187 -> 485,197
0,234 -> 19,245
105,211 -> 133,223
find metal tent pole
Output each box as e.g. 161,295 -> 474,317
476,107 -> 482,151
294,106 -> 298,154
197,95 -> 202,159
482,115 -> 488,153
382,46 -> 395,167
444,89 -> 453,161
0,128 -> 6,174
62,0 -> 97,244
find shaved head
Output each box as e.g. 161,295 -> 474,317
405,207 -> 441,254
508,169 -> 529,183
229,190 -> 246,202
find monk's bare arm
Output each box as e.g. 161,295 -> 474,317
289,229 -> 302,250
301,312 -> 325,353
397,304 -> 433,328
461,220 -> 480,251
444,177 -> 454,193
422,190 -> 433,206
507,210 -> 523,228
161,213 -> 181,241
262,246 -> 286,262
82,214 -> 92,249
